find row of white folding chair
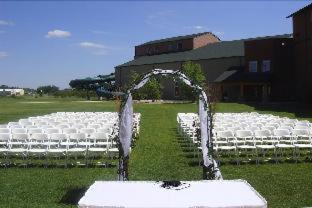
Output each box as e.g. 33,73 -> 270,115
0,132 -> 114,150
215,129 -> 311,146
0,127 -> 114,135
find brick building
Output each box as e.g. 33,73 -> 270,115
287,3 -> 312,102
115,3 -> 312,102
115,32 -> 292,101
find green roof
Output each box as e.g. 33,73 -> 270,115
116,34 -> 292,68
137,32 -> 217,46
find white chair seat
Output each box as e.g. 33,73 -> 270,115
28,149 -> 47,153
237,145 -> 256,149
61,142 -> 76,146
217,146 -> 236,150
276,144 -> 294,148
9,148 -> 27,153
67,148 -> 85,152
294,144 -> 312,148
48,149 -> 66,153
256,145 -> 275,149
108,148 -> 118,152
0,148 -> 8,152
88,148 -> 106,152
78,142 -> 92,146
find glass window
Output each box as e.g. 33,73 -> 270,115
168,44 -> 173,51
174,82 -> 180,97
177,42 -> 182,51
262,60 -> 271,72
249,61 -> 258,72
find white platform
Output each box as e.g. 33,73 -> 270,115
78,180 -> 267,208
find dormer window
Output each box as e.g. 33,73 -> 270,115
177,42 -> 183,51
168,44 -> 173,52
249,61 -> 258,72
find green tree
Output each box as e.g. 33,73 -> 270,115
128,71 -> 162,100
36,85 -> 59,96
179,61 -> 206,100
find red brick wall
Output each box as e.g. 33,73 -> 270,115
135,33 -> 220,58
193,33 -> 220,49
292,6 -> 312,101
135,39 -> 193,57
244,38 -> 295,100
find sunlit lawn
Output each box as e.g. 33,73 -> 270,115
0,96 -> 311,207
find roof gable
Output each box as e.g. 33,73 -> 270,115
137,32 -> 219,46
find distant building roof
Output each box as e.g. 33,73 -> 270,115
214,70 -> 271,83
137,32 -> 220,46
116,34 -> 292,68
287,3 -> 312,18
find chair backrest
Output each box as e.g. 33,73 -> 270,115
11,133 -> 29,141
28,128 -> 43,134
90,132 -> 109,140
294,125 -> 310,130
0,128 -> 10,133
273,129 -> 290,137
10,125 -> 23,129
8,122 -> 20,126
68,133 -> 86,141
49,133 -> 67,142
72,124 -> 85,129
44,128 -> 60,134
56,124 -> 70,129
296,121 -> 310,127
263,125 -> 275,131
11,128 -> 27,134
97,128 -> 112,134
0,133 -> 11,142
80,128 -> 96,135
254,129 -> 271,137
277,126 -> 293,131
291,129 -> 310,137
62,128 -> 77,134
31,133 -> 49,141
88,124 -> 101,129
246,126 -> 260,131
235,130 -> 253,138
19,121 -> 33,126
217,130 -> 234,138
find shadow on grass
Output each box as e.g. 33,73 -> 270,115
59,187 -> 88,205
245,102 -> 312,120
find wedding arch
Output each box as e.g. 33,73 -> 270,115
117,69 -> 222,181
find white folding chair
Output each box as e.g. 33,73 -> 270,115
0,133 -> 10,165
28,133 -> 49,166
0,128 -> 10,133
8,133 -> 29,166
11,128 -> 27,134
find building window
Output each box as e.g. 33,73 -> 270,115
177,42 -> 183,51
174,82 -> 180,97
249,61 -> 258,72
262,60 -> 271,72
168,44 -> 173,51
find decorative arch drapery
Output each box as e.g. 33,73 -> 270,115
118,69 -> 222,181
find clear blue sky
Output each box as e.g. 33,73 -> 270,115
0,1 -> 310,89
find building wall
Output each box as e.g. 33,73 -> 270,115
134,33 -> 219,58
292,6 -> 312,102
135,39 -> 193,58
193,33 -> 220,49
244,38 -> 295,100
115,56 -> 243,99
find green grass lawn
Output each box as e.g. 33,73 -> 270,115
0,96 -> 311,207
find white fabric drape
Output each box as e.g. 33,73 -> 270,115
199,96 -> 212,167
119,94 -> 133,157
